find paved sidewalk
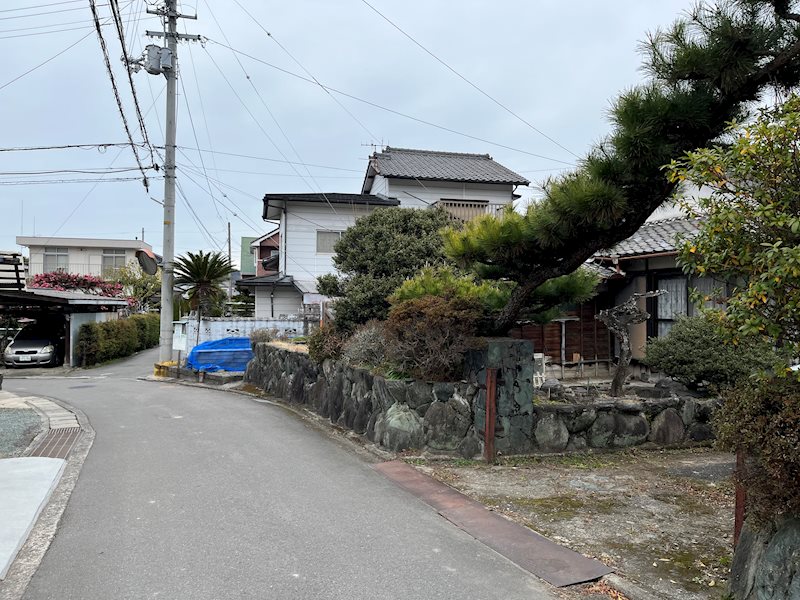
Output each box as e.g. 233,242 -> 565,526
0,391 -> 82,583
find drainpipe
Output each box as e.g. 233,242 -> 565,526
270,283 -> 275,318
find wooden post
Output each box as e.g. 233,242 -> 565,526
484,367 -> 497,464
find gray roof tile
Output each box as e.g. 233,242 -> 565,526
597,217 -> 700,259
369,147 -> 530,185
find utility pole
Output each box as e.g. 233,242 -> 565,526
134,0 -> 199,365
227,221 -> 232,300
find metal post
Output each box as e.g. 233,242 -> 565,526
158,0 -> 178,364
484,367 -> 497,464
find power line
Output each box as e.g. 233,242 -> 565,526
108,0 -> 153,162
359,0 -> 579,160
175,164 -> 360,178
0,176 -> 161,185
173,146 -> 362,172
0,166 -> 156,175
0,142 -> 147,152
0,28 -> 96,91
87,0 -> 149,189
227,0 -> 379,144
200,8 -> 348,225
204,39 -> 575,166
0,0 -> 85,12
0,3 -> 113,21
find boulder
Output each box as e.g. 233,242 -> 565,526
687,422 -> 714,442
564,408 -> 597,433
566,435 -> 588,452
647,408 -> 685,445
731,518 -> 800,600
424,396 -> 472,451
613,413 -> 650,447
407,381 -> 434,410
457,427 -> 483,459
380,403 -> 424,452
588,412 -> 616,448
534,413 -> 570,452
540,378 -> 563,399
655,378 -> 690,394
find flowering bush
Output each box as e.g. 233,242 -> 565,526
30,272 -> 123,297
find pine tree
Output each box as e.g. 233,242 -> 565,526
445,1 -> 800,334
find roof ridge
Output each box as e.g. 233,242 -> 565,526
380,147 -> 492,159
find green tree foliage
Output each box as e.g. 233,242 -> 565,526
670,96 -> 800,524
318,207 -> 451,331
392,265 -> 599,326
173,251 -> 233,318
672,96 -> 800,355
644,315 -> 779,390
112,261 -> 161,312
76,313 -> 160,366
443,2 -> 800,334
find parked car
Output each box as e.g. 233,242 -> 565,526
2,322 -> 64,368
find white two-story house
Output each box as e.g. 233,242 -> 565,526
17,236 -> 152,278
237,147 -> 529,319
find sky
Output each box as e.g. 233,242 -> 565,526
1,0 -> 695,268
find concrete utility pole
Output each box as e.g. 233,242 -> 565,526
137,0 -> 199,364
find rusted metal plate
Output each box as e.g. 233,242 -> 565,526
29,427 -> 81,459
374,460 -> 613,588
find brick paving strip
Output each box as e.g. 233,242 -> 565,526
0,392 -> 82,458
373,460 -> 613,588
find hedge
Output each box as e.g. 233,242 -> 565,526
77,313 -> 160,366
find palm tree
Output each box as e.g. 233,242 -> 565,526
173,251 -> 234,345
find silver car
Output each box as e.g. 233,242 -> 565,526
3,324 -> 63,368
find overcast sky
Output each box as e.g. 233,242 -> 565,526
1,0 -> 694,267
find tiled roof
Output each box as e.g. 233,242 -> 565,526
263,193 -> 399,206
368,147 -> 530,185
597,218 -> 700,259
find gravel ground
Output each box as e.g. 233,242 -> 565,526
409,447 -> 735,600
0,408 -> 43,458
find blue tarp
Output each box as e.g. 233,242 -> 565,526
186,337 -> 253,372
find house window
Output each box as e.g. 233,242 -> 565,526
316,231 -> 343,253
655,276 -> 688,336
43,247 -> 68,273
102,248 -> 127,275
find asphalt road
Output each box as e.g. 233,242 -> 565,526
5,350 -> 557,599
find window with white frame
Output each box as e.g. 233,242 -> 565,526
316,231 -> 344,253
42,247 -> 68,273
102,248 -> 127,275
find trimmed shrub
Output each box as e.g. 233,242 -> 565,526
307,322 -> 345,363
249,327 -> 278,351
76,313 -> 160,366
715,377 -> 800,523
342,321 -> 387,368
643,315 -> 778,390
384,296 -> 482,381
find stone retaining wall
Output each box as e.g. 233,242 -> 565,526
244,342 -> 719,457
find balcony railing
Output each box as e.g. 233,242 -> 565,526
432,200 -> 508,222
27,262 -> 125,278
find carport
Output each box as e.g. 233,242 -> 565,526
0,288 -> 127,367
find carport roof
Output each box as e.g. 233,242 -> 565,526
0,288 -> 128,308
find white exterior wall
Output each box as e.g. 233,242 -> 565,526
182,316 -> 311,352
385,180 -> 515,209
282,202 -> 376,290
27,245 -> 142,277
254,286 -> 304,319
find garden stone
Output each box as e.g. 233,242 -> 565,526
457,427 -> 482,459
681,398 -> 697,426
534,413 -> 570,452
381,403 -> 424,451
647,408 -> 685,445
496,415 -> 533,453
565,408 -> 597,434
540,378 -> 563,398
424,396 -> 472,451
384,379 -> 408,407
588,412 -> 616,448
615,399 -> 643,413
687,422 -> 714,442
566,435 -> 588,452
415,402 -> 432,418
406,381 -> 433,410
694,398 -> 719,423
289,370 -> 306,404
326,372 -> 344,422
655,378 -> 690,394
433,382 -> 455,403
754,518 -> 800,600
613,413 -> 650,447
309,379 -> 327,413
371,411 -> 386,444
352,394 -> 372,435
